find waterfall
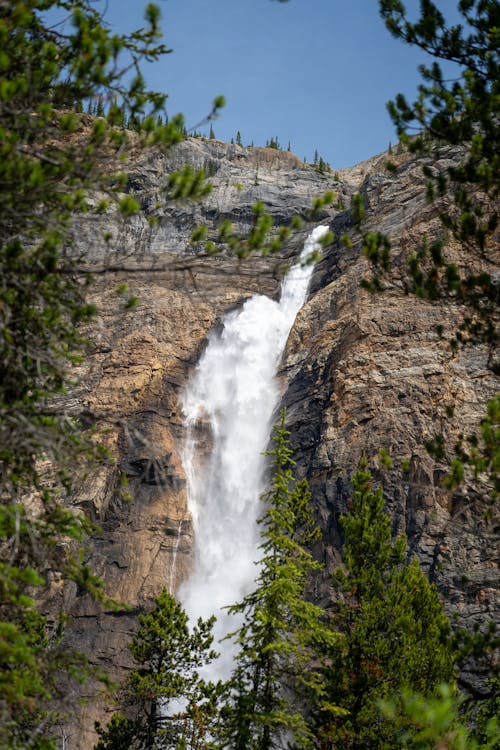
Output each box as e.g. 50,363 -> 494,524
179,225 -> 329,678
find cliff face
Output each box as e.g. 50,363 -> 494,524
58,139 -> 498,747
280,152 -> 498,692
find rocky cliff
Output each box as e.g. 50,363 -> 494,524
56,138 -> 498,748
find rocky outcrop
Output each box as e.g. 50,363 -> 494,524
280,152 -> 498,694
57,138 -> 498,747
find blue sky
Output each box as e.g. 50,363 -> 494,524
102,0 -> 462,168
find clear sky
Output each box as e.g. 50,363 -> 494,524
102,0 -> 462,169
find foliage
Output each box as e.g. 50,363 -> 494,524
95,714 -> 143,750
0,1 -> 321,743
94,590 -> 223,750
474,677 -> 500,749
424,393 -> 500,508
191,193 -> 336,258
352,0 -> 500,507
220,412 -> 341,750
317,156 -> 331,174
266,135 -> 281,149
368,0 -> 500,362
0,1 -> 195,742
380,683 -> 499,750
316,461 -> 457,749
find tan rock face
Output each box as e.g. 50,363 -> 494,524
280,152 -> 498,692
58,139 -> 498,747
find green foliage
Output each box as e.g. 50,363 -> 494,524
222,412 -> 341,750
374,0 -> 500,362
351,192 -> 366,227
0,0 -> 210,744
190,193 -> 334,260
348,1 -> 500,516
425,393 -> 500,507
266,135 -> 281,149
0,0 -> 239,742
95,590 -> 222,750
380,683 -> 499,750
95,714 -> 143,750
317,156 -> 325,173
316,461 -> 457,749
474,677 -> 500,749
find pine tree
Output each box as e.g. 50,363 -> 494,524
316,461 -> 457,750
236,130 -> 242,146
351,0 -> 500,563
221,412 -> 340,750
0,2 -> 193,744
370,1 -> 499,368
379,682 -> 499,750
209,124 -> 215,139
95,98 -> 105,117
95,590 -> 222,750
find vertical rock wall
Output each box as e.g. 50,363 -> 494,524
56,140 -> 498,747
280,151 -> 498,693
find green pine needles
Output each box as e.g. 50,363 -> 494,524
220,412 -> 340,750
315,460 -> 457,750
97,421 -> 466,750
95,590 -> 222,750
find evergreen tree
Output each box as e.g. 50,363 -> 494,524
0,2 -> 193,744
95,98 -> 105,117
368,1 -> 499,365
221,413 -> 340,750
209,124 -> 215,139
0,2 -> 302,743
95,590 -> 222,750
379,683 -> 499,750
266,136 -> 280,150
354,0 -> 499,549
316,461 -> 457,750
236,130 -> 242,146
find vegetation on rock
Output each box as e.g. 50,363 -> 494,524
94,590 -> 222,750
0,1 -> 306,746
1,0 -> 498,747
96,428 -> 472,750
360,0 -> 499,502
315,460 -> 457,749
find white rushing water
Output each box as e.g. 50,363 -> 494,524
179,225 -> 329,678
